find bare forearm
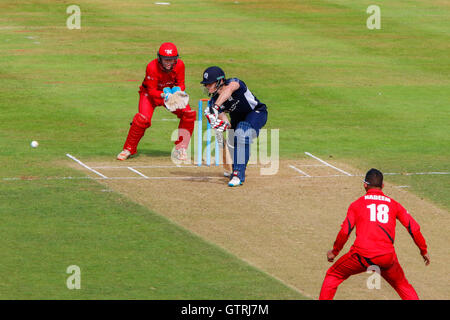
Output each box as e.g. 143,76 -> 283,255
214,87 -> 234,106
218,113 -> 229,122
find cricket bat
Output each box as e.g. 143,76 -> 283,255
216,130 -> 232,173
222,134 -> 233,173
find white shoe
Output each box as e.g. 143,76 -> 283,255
228,176 -> 242,187
117,149 -> 131,161
223,171 -> 232,178
174,148 -> 188,161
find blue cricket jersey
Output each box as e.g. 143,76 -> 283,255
210,78 -> 267,119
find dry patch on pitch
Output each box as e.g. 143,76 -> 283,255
69,157 -> 449,300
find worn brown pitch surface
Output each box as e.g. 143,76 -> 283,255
69,157 -> 449,300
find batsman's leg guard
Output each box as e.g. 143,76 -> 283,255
233,121 -> 256,182
123,112 -> 151,155
174,107 -> 196,149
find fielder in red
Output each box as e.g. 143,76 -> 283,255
319,168 -> 430,300
117,42 -> 196,161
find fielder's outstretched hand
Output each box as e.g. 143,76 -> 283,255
422,253 -> 430,266
327,250 -> 336,263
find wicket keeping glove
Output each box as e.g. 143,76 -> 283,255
171,86 -> 181,93
162,87 -> 172,101
164,91 -> 189,112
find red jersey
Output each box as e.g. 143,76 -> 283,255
332,188 -> 428,258
140,58 -> 186,101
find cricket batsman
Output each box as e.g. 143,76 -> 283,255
319,168 -> 430,300
201,66 -> 268,187
117,42 -> 196,161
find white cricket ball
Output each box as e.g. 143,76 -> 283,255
31,141 -> 39,148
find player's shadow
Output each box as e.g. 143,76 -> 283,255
169,170 -> 228,185
135,148 -> 172,158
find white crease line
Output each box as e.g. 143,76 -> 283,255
295,164 -> 326,167
101,176 -> 221,180
384,172 -> 449,176
127,167 -> 149,179
96,176 -> 221,180
66,154 -> 108,178
90,164 -> 260,169
109,176 -> 220,180
3,172 -> 449,182
304,152 -> 353,176
2,176 -> 223,181
288,165 -> 311,177
90,165 -> 196,169
294,174 -> 348,178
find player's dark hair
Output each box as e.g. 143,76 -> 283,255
364,168 -> 383,188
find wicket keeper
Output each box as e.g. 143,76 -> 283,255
117,42 -> 196,161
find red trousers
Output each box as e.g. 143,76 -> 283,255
123,92 -> 196,154
319,249 -> 419,300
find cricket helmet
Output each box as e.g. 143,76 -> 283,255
157,42 -> 179,71
200,66 -> 225,85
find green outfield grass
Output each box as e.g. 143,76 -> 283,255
0,0 -> 448,299
0,179 -> 305,299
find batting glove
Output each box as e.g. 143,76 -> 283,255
211,104 -> 221,116
212,119 -> 230,132
205,113 -> 217,125
204,103 -> 219,124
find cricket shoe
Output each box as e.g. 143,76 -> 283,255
223,171 -> 232,178
117,149 -> 132,161
228,175 -> 242,187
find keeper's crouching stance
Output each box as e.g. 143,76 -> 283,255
201,66 -> 268,187
118,42 -> 196,161
120,92 -> 196,160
